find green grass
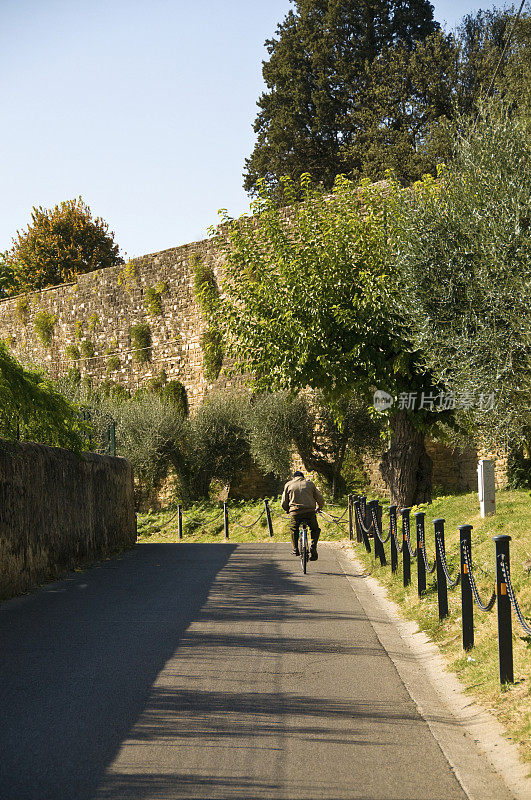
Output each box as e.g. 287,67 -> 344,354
354,489 -> 531,766
137,497 -> 350,544
137,488 -> 530,765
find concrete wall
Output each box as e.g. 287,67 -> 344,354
0,440 -> 136,600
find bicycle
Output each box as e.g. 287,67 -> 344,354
299,521 -> 310,574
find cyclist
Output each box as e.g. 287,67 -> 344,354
281,471 -> 325,560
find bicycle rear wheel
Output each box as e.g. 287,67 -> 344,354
300,526 -> 308,573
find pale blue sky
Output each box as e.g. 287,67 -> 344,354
1,1 -> 490,259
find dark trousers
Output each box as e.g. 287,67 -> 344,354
290,511 -> 320,550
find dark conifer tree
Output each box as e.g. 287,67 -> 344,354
243,0 -> 440,194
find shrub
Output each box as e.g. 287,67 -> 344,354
117,261 -> 137,292
34,310 -> 56,347
130,323 -> 151,363
74,320 -> 83,340
88,313 -> 100,333
200,327 -> 223,381
162,380 -> 188,416
145,369 -> 167,394
66,344 -> 81,361
80,339 -> 95,359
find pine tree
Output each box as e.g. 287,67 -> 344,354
243,0 -> 440,194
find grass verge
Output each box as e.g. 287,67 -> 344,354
137,488 -> 530,765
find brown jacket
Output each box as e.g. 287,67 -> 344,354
281,477 -> 325,514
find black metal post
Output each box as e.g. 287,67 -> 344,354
360,496 -> 371,553
177,504 -> 183,541
459,525 -> 474,651
401,508 -> 411,587
434,518 -> 449,619
348,494 -> 354,541
224,501 -> 229,540
368,500 -> 379,560
354,496 -> 362,543
493,535 -> 513,684
415,512 -> 426,596
389,505 -> 398,573
264,499 -> 273,538
377,502 -> 386,565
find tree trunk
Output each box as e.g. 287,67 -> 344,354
379,411 -> 432,508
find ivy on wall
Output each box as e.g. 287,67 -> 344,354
106,355 -> 120,373
162,379 -> 188,416
66,344 -> 80,361
192,255 -> 223,382
15,295 -> 31,324
80,339 -> 95,359
88,313 -> 100,333
34,310 -> 56,347
144,282 -> 168,317
130,323 -> 151,363
200,328 -> 223,382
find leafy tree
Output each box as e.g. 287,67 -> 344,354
4,197 -> 123,293
94,390 -> 252,503
244,0 -> 440,194
0,341 -> 83,450
214,175 -> 445,506
455,6 -> 530,119
390,99 -> 531,452
248,390 -> 382,496
0,252 -> 17,299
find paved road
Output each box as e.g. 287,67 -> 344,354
0,542 -> 491,799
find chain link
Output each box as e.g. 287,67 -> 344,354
435,536 -> 461,588
403,516 -> 417,558
499,555 -> 531,635
391,514 -> 403,553
418,524 -> 436,573
182,507 -> 225,525
229,508 -> 267,529
370,506 -> 391,544
355,504 -> 373,535
463,541 -> 496,612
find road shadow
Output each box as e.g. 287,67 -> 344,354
0,544 -> 237,800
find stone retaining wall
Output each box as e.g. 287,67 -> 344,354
0,440 -> 136,600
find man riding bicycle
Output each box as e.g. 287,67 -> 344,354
281,471 -> 325,560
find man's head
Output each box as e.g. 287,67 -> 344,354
293,470 -> 304,479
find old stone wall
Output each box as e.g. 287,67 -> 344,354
0,440 -> 136,600
0,238 -> 229,409
0,234 -> 508,500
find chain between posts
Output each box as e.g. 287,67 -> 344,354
370,505 -> 391,544
418,521 -> 436,573
500,555 -> 531,635
229,509 -> 266,529
391,513 -> 403,553
435,535 -> 461,589
355,504 -> 373,535
181,507 -> 225,525
462,542 -> 496,612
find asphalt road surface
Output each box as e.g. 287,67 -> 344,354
0,542 -> 500,799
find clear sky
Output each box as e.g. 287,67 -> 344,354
1,0 -> 491,259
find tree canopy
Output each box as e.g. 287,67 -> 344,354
4,197 -> 123,294
213,175 -> 444,505
0,341 -> 84,451
244,2 -> 530,194
390,99 -> 531,451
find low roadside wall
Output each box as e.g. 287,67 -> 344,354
0,440 -> 136,600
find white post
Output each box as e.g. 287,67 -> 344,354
477,459 -> 496,517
